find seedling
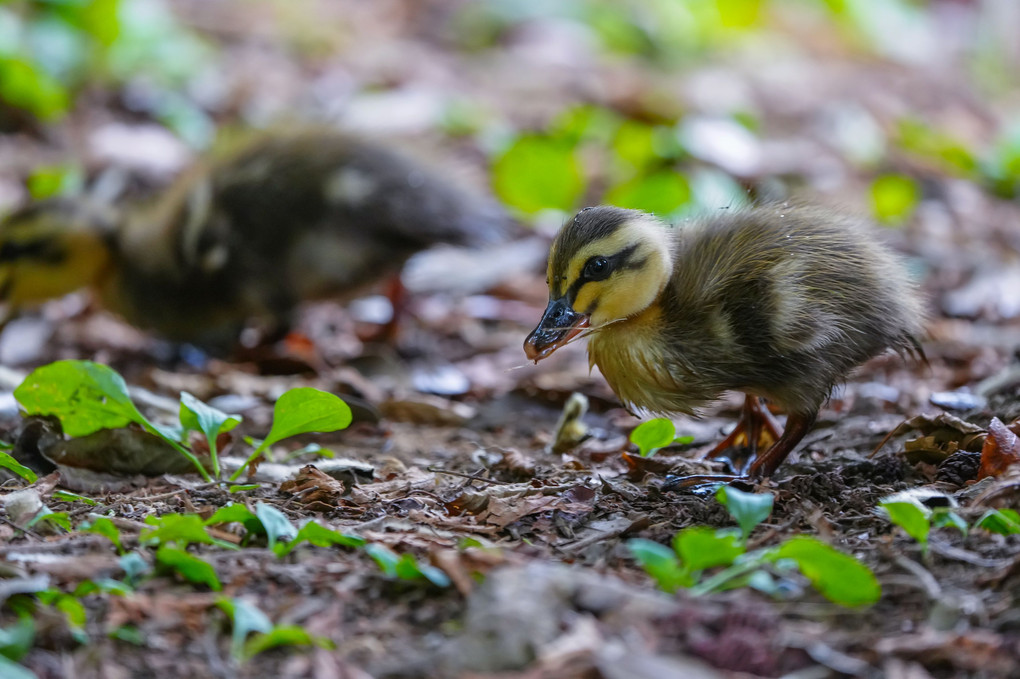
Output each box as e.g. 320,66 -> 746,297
629,417 -> 695,457
217,598 -> 333,661
630,488 -> 880,607
977,508 -> 1020,535
879,494 -> 968,555
13,360 -> 352,483
0,451 -> 36,484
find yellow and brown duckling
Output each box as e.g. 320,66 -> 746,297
524,205 -> 925,483
0,130 -> 508,349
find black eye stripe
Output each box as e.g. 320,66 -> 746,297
0,239 -> 64,263
563,244 -> 640,302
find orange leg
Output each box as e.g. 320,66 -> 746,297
663,403 -> 817,490
702,394 -> 784,473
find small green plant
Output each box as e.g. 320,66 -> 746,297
365,544 -> 452,587
879,492 -> 971,556
14,360 -> 352,483
217,598 -> 334,661
629,417 -> 695,457
882,498 -> 1019,551
630,486 -> 880,607
0,450 -> 37,484
977,508 -> 1020,535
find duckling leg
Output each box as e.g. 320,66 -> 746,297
663,409 -> 816,490
703,395 -> 784,473
745,411 -> 816,479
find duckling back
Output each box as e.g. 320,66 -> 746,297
650,205 -> 924,414
107,131 -> 509,345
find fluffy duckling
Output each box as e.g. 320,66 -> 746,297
524,205 -> 924,482
0,131 -> 507,348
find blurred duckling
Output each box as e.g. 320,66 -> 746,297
0,130 -> 508,349
524,205 -> 924,483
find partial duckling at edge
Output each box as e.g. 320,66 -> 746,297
524,205 -> 925,484
0,130 -> 508,349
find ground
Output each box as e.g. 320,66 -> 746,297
2,1 -> 1020,678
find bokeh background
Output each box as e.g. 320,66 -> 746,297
2,0 -> 1020,391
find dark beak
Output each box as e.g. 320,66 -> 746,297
523,297 -> 590,362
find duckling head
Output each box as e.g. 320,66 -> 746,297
0,199 -> 117,308
524,207 -> 675,361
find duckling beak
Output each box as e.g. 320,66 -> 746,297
524,297 -> 590,362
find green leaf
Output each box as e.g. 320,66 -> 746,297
26,508 -> 70,532
141,513 -> 217,547
278,522 -> 365,556
217,597 -> 272,660
931,509 -> 968,537
604,169 -> 691,218
773,536 -> 880,607
673,527 -> 744,572
155,546 -> 221,591
716,486 -> 773,542
881,501 -> 930,550
492,134 -> 585,214
73,578 -> 132,597
976,509 -> 1020,535
230,388 -> 351,482
0,656 -> 37,679
416,563 -> 453,588
15,360 -> 144,437
179,392 -> 241,478
628,538 -> 692,593
119,552 -> 150,584
228,484 -> 260,493
254,503 -> 296,555
109,625 -> 146,645
14,360 -> 210,481
243,625 -> 331,660
203,504 -> 257,527
52,490 -> 96,505
870,173 -> 919,224
262,388 -> 353,448
81,517 -> 123,554
364,543 -> 401,577
38,590 -> 86,641
0,56 -> 70,121
0,615 -> 35,663
27,164 -> 83,200
629,418 -> 675,457
0,451 -> 37,484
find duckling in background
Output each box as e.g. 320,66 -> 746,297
524,205 -> 925,483
0,130 -> 508,349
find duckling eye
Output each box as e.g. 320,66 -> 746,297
583,256 -> 611,280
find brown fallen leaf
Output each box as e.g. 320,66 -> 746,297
477,494 -> 560,528
977,417 -> 1020,479
495,448 -> 537,477
894,413 -> 987,465
280,464 -> 348,511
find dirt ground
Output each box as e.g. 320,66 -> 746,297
3,1 -> 1020,678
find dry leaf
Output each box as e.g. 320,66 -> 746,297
279,465 -> 348,510
977,417 -> 1020,479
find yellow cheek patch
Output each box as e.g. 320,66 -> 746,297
1,233 -> 110,305
572,283 -> 600,314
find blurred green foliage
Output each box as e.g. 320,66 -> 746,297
0,0 -> 213,144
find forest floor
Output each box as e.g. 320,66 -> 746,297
3,2 -> 1020,678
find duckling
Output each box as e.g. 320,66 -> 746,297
524,205 -> 924,483
0,130 -> 507,348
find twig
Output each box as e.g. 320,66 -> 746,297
889,552 -> 942,599
930,539 -> 1014,569
0,516 -> 42,541
426,466 -> 509,485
